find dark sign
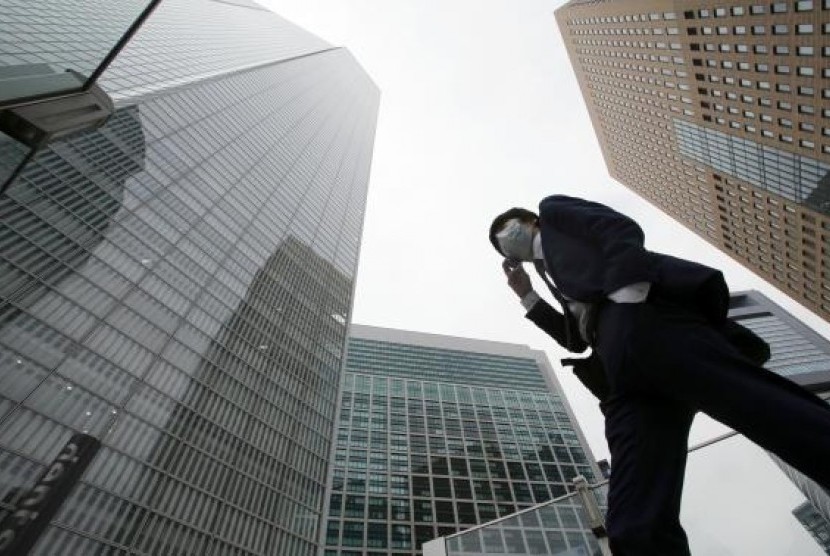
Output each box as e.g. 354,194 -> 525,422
0,433 -> 100,555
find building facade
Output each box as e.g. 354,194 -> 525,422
793,500 -> 830,554
729,289 -> 830,390
322,325 -> 602,556
728,290 -> 830,536
0,1 -> 379,555
556,0 -> 830,321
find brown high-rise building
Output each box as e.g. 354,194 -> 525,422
555,0 -> 830,320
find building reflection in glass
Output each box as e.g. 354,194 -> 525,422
0,23 -> 378,556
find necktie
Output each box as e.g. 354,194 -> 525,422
532,259 -> 578,350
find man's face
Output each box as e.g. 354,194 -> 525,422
496,217 -> 537,261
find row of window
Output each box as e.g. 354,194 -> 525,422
568,11 -> 677,26
695,22 -> 825,35
567,0 -> 826,26
342,373 -> 559,409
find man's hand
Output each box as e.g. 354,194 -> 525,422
502,259 -> 532,298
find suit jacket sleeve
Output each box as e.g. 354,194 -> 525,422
525,298 -> 589,353
538,195 -> 652,293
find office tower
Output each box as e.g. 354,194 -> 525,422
793,500 -> 830,554
728,290 -> 830,390
728,290 -> 830,529
555,1 -> 830,321
772,452 -> 830,523
0,1 -> 379,555
323,325 -> 602,556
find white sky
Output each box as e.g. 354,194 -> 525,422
263,1 -> 827,553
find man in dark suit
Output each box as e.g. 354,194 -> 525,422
489,194 -> 830,555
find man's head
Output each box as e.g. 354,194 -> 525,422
489,207 -> 539,260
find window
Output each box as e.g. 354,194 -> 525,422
796,0 -> 814,10
772,2 -> 788,13
798,24 -> 815,34
772,25 -> 789,35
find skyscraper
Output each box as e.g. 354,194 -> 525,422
0,1 -> 379,555
793,500 -> 830,554
555,0 -> 830,321
323,324 -> 602,556
727,290 -> 830,536
728,290 -> 830,390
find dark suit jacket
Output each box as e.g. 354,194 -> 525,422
529,195 -> 769,402
538,195 -> 730,325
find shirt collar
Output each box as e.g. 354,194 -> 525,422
532,231 -> 544,261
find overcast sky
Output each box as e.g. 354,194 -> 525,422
263,1 -> 827,553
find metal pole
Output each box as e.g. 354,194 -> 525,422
573,475 -> 613,556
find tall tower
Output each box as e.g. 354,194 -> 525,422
793,501 -> 830,554
0,1 -> 379,555
728,290 -> 830,541
729,290 -> 830,390
322,325 -> 602,555
556,0 -> 830,322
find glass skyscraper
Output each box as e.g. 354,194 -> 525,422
323,325 -> 601,556
0,1 -> 379,555
728,290 -> 830,547
728,290 -> 830,390
793,500 -> 830,555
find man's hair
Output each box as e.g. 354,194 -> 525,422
488,207 -> 538,256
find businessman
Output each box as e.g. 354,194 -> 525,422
489,195 -> 830,555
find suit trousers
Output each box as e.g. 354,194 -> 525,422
594,296 -> 830,556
